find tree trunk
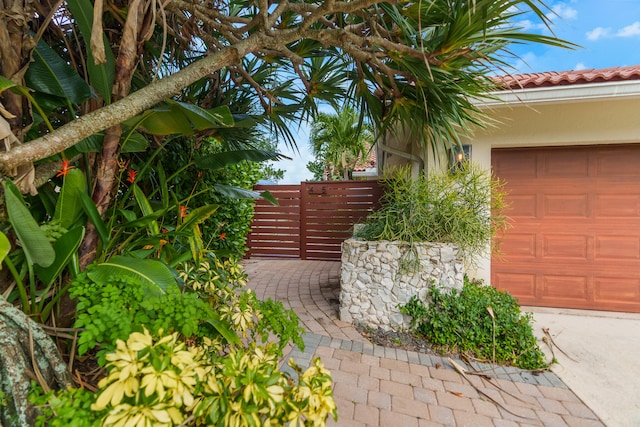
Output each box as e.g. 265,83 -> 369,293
0,297 -> 73,427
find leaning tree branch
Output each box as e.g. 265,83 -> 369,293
0,36 -> 263,172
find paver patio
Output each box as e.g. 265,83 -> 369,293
243,259 -> 605,427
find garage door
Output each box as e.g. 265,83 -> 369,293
492,144 -> 640,312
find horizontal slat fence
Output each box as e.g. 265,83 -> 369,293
247,181 -> 383,260
301,181 -> 384,260
247,185 -> 301,258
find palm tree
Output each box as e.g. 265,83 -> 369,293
309,107 -> 373,180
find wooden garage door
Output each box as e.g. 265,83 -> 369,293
492,145 -> 640,312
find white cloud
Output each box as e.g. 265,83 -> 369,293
574,62 -> 587,71
516,19 -> 548,32
516,3 -> 577,33
617,21 -> 640,37
550,3 -> 578,21
586,26 -> 610,41
586,21 -> 640,41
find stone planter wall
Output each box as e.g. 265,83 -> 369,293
340,239 -> 464,330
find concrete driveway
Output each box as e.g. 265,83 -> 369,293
528,307 -> 640,427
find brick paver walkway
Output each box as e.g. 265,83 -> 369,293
243,259 -> 604,427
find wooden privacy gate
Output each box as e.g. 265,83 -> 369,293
247,181 -> 383,260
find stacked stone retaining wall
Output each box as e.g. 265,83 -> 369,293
339,239 -> 464,330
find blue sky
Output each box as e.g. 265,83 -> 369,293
273,0 -> 640,184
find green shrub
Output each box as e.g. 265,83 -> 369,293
35,256 -> 333,426
401,278 -> 547,369
71,269 -> 214,363
71,254 -> 304,363
30,385 -> 103,427
31,330 -> 336,427
355,163 -> 509,264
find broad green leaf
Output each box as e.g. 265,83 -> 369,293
133,184 -> 160,235
157,163 -> 169,209
259,190 -> 278,206
0,231 -> 10,265
74,133 -> 103,152
35,227 -> 85,286
177,205 -> 219,233
206,316 -> 241,346
66,0 -> 115,103
53,168 -> 86,229
4,181 -> 55,268
125,102 -> 234,136
78,190 -> 110,245
134,108 -> 193,136
167,100 -> 234,129
212,184 -> 278,205
88,256 -> 177,293
25,38 -> 91,104
195,149 -> 289,171
121,131 -> 149,152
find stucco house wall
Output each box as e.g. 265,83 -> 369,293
378,66 -> 640,299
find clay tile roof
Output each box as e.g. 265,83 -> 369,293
353,148 -> 377,172
493,64 -> 640,89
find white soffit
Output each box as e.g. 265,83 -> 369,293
477,80 -> 640,108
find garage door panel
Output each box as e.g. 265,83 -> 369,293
542,235 -> 588,259
493,153 -> 537,178
542,151 -> 589,177
595,150 -> 640,176
595,194 -> 640,217
492,144 -> 640,313
542,275 -> 588,300
543,194 -> 589,218
494,272 -> 536,299
507,194 -> 538,218
595,235 -> 640,260
500,233 -> 536,258
594,277 -> 640,304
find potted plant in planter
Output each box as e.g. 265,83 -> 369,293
339,162 -> 509,330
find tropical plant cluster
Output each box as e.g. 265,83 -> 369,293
159,137 -> 284,259
354,163 -> 509,264
401,278 -> 547,370
29,255 -> 335,426
0,151 -> 317,425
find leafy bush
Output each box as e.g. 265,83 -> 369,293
32,330 -> 336,427
71,269 -> 214,363
34,256 -> 334,426
179,254 -> 305,354
72,254 -> 304,362
401,278 -> 547,369
89,330 -> 335,426
355,163 -> 509,264
30,385 -> 103,427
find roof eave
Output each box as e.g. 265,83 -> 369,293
477,79 -> 640,108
